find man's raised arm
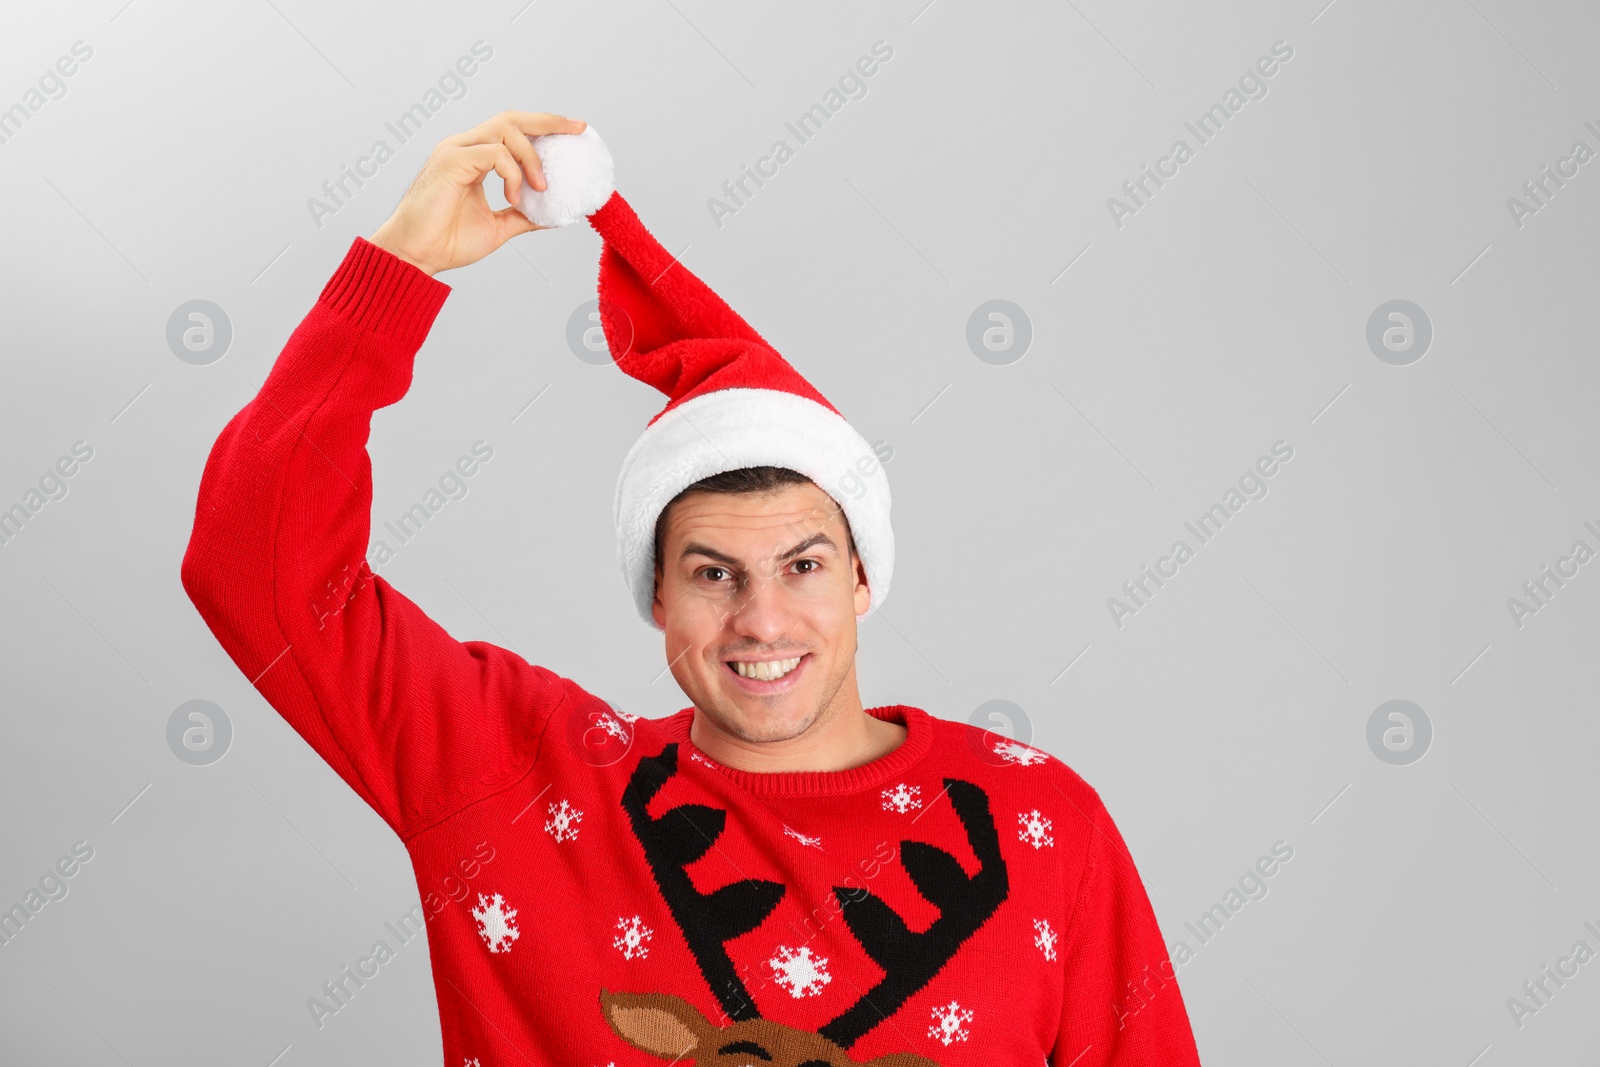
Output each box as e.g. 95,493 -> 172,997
181,112 -> 586,840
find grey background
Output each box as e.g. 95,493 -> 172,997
2,0 -> 1596,1063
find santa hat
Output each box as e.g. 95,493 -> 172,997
518,126 -> 894,630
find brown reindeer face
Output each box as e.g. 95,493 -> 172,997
600,989 -> 942,1067
606,742 -> 1009,1066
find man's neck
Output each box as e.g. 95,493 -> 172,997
689,699 -> 908,776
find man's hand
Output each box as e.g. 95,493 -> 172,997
370,111 -> 586,276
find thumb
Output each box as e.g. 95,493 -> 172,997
491,204 -> 538,241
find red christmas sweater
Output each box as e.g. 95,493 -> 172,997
181,237 -> 1203,1067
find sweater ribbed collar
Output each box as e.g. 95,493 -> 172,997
662,704 -> 933,799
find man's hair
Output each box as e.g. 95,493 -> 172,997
652,465 -> 857,575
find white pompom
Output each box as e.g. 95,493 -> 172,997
516,125 -> 615,228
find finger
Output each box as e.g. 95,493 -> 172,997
495,110 -> 587,138
496,121 -> 546,193
443,110 -> 585,150
492,204 -> 537,239
443,113 -> 586,194
441,112 -> 514,149
453,143 -> 523,202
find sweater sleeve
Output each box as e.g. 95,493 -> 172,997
1052,791 -> 1203,1066
180,236 -> 568,841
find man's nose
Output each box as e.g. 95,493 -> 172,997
725,568 -> 795,641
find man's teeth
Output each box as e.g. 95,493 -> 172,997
731,657 -> 803,681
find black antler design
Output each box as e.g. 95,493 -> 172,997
620,743 -> 787,1021
620,748 -> 1008,1051
819,777 -> 1009,1049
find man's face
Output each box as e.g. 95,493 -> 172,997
652,481 -> 871,743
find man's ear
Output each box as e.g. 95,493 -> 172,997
651,564 -> 666,628
852,550 -> 872,616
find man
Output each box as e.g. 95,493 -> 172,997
182,110 -> 1202,1066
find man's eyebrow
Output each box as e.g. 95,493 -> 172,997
679,531 -> 839,566
777,531 -> 838,561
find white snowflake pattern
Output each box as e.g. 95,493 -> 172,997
993,738 -> 1050,766
463,1059 -> 480,1067
783,824 -> 823,849
768,944 -> 833,997
1033,917 -> 1058,961
928,999 -> 974,1045
597,711 -> 631,742
544,798 -> 584,843
471,892 -> 520,954
1018,809 -> 1055,849
689,750 -> 717,768
881,782 -> 923,813
613,914 -> 654,959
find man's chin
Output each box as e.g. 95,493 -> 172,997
729,706 -> 815,745
707,688 -> 816,743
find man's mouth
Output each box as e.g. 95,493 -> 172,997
727,656 -> 804,682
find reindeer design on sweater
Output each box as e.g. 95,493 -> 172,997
601,742 -> 1009,1065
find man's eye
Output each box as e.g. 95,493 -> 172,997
701,567 -> 729,582
794,559 -> 819,574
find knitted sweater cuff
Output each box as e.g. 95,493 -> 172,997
317,236 -> 452,350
